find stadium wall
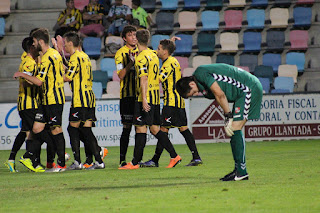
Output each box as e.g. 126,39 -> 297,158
1,94 -> 320,150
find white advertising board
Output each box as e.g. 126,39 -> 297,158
0,99 -> 190,150
190,93 -> 320,142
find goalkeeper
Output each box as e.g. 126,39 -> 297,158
176,63 -> 263,181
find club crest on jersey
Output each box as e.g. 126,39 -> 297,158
235,107 -> 241,114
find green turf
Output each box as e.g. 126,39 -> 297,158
0,140 -> 320,212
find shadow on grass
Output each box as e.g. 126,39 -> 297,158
72,180 -> 215,191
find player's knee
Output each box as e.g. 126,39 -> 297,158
51,126 -> 63,135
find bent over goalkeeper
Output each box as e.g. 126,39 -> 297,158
176,63 -> 263,181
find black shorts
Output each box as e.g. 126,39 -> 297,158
19,109 -> 38,132
133,102 -> 160,126
69,107 -> 97,123
120,97 -> 135,125
34,104 -> 63,127
161,106 -> 187,128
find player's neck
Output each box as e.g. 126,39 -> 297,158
137,43 -> 147,51
41,44 -> 50,55
126,44 -> 135,49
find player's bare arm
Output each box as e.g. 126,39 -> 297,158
140,75 -> 150,112
13,72 -> 43,86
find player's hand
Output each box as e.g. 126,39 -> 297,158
170,36 -> 181,42
51,38 -> 58,50
56,35 -> 64,54
13,72 -> 21,79
224,112 -> 234,137
142,99 -> 151,112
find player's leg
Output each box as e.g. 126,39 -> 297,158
5,131 -> 27,172
119,124 -> 132,166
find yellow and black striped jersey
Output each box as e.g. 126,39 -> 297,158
36,48 -> 65,106
115,45 -> 139,99
83,3 -> 105,25
21,51 -> 27,60
135,49 -> 160,105
65,50 -> 95,108
159,56 -> 185,108
57,8 -> 83,30
17,55 -> 40,111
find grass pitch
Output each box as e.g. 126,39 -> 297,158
0,140 -> 320,212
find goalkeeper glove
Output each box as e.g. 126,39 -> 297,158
224,112 -> 234,137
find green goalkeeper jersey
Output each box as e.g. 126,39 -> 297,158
193,63 -> 261,101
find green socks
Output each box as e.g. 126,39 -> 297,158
230,130 -> 247,176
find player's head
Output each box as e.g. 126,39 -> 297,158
136,29 -> 150,46
29,28 -> 39,37
132,0 -> 140,9
157,39 -> 175,60
31,28 -> 50,51
22,37 -> 39,58
63,31 -> 80,53
176,76 -> 199,98
66,0 -> 74,9
121,25 -> 137,47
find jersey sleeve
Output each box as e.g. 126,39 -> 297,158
135,56 -> 148,78
159,63 -> 173,83
65,55 -> 79,80
22,60 -> 36,76
57,10 -> 65,22
115,50 -> 124,75
36,57 -> 50,82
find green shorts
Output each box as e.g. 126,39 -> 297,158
232,84 -> 263,121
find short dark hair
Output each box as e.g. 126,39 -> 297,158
132,0 -> 140,6
159,39 -> 175,55
63,31 -> 81,47
136,29 -> 150,46
31,28 -> 49,44
176,76 -> 196,99
22,37 -> 34,53
121,25 -> 137,39
66,0 -> 72,3
29,28 -> 39,37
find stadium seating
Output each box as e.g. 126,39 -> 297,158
0,0 -> 10,15
74,0 -> 89,11
160,0 -> 178,10
182,67 -> 196,77
17,0 -> 65,10
278,64 -> 298,83
228,0 -> 246,7
220,32 -> 239,52
105,81 -> 120,98
216,54 -> 235,65
140,0 -> 156,12
254,65 -> 274,82
273,76 -> 294,93
178,11 -> 197,31
271,89 -> 290,93
246,9 -> 265,29
240,54 -> 258,73
175,56 -> 189,72
156,12 -> 174,33
112,70 -> 120,82
105,36 -> 124,47
201,10 -> 220,31
100,57 -> 117,80
192,56 -> 212,68
296,0 -> 315,5
197,32 -> 215,55
286,52 -> 305,73
224,10 -> 242,30
174,34 -> 193,56
151,34 -> 170,50
92,82 -> 103,99
266,30 -> 285,51
293,7 -> 312,27
270,8 -> 289,28
0,18 -> 5,37
289,30 -> 308,50
243,31 -> 261,52
206,0 -> 223,9
251,0 -> 268,7
184,0 -> 201,10
83,37 -> 101,58
263,53 -> 282,73
274,0 -> 291,6
93,71 -> 109,91
91,59 -> 97,71
258,77 -> 271,93
305,79 -> 320,92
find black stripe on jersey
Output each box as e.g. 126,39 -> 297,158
153,90 -> 157,105
77,57 -> 85,106
30,87 -> 35,109
18,96 -> 22,111
44,75 -> 49,105
23,87 -> 28,110
85,90 -> 90,107
156,89 -> 160,105
171,64 -> 179,108
58,87 -> 64,104
88,90 -> 93,107
70,82 -> 74,106
149,90 -> 153,104
164,79 -> 169,106
49,57 -> 59,104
